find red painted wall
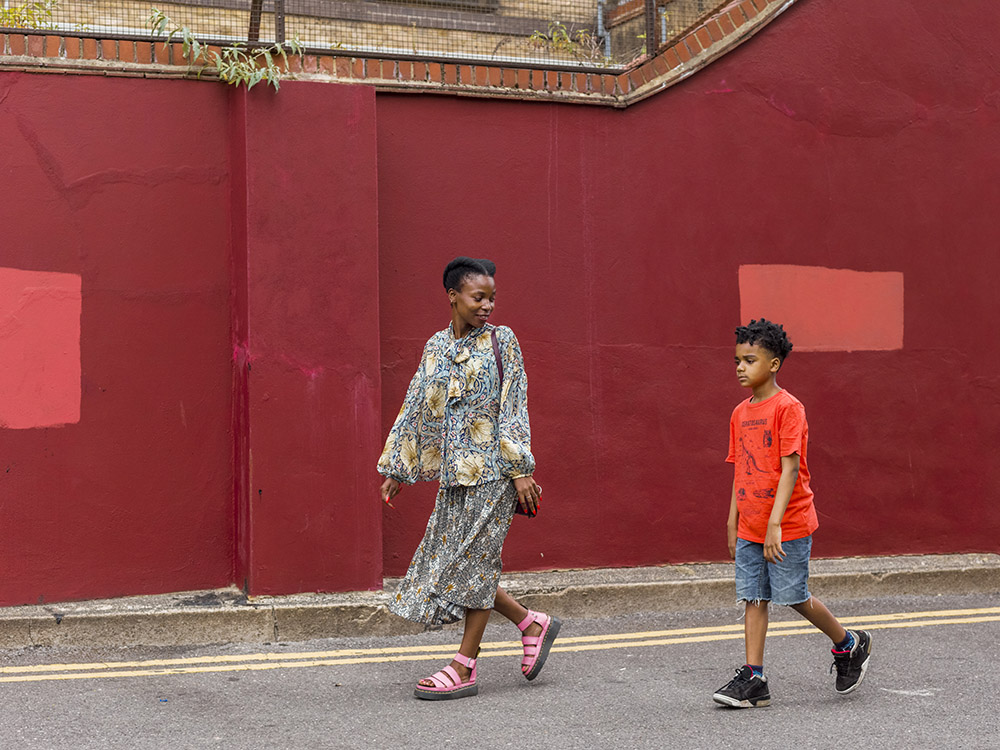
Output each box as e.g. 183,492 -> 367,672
2,0 -> 998,604
237,83 -> 383,594
377,0 -> 1000,573
0,74 -> 236,603
0,75 -> 385,605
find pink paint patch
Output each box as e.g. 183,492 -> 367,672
0,267 -> 82,428
739,265 -> 904,352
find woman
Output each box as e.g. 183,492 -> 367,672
378,256 -> 560,701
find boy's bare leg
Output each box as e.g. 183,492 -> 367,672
791,596 -> 848,644
419,608 -> 490,685
744,601 -> 769,665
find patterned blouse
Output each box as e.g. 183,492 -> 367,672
377,323 -> 535,487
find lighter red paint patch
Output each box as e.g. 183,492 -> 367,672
0,267 -> 82,428
739,265 -> 903,352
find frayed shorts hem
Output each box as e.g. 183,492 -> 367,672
736,595 -> 812,608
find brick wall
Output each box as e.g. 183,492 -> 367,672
1,0 -> 791,107
5,0 -> 736,66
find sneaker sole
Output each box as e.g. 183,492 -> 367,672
712,692 -> 771,708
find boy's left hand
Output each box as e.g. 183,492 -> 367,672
763,521 -> 784,563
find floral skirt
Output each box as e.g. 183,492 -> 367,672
388,478 -> 517,626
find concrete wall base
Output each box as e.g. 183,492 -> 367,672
1,554 -> 996,649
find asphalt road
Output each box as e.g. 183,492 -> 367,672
1,592 -> 997,749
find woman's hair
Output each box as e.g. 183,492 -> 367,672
735,318 -> 793,361
442,256 -> 497,291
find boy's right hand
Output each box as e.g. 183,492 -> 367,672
727,523 -> 738,559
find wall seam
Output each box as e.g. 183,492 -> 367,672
228,86 -> 252,594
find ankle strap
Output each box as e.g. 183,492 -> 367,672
453,652 -> 477,668
517,610 -> 537,632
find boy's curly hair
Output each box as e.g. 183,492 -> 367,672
735,319 -> 793,362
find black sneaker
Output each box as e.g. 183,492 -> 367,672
713,665 -> 771,708
831,629 -> 872,694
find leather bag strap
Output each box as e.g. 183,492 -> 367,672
491,328 -> 504,388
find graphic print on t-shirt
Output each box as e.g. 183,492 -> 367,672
739,434 -> 766,477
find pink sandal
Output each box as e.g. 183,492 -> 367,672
518,610 -> 561,681
413,651 -> 479,700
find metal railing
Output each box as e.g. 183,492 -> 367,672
1,0 -> 731,69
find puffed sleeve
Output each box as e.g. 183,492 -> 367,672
376,341 -> 432,485
496,327 -> 536,479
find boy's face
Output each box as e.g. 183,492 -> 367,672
734,342 -> 781,390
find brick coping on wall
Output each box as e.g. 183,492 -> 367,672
0,0 -> 796,107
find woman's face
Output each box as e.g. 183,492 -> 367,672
449,273 -> 496,331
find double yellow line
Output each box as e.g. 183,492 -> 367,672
2,606 -> 997,684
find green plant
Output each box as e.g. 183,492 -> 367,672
148,8 -> 303,91
528,21 -> 607,65
0,0 -> 59,30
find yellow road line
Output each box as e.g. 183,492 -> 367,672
543,616 -> 1000,655
539,605 -> 1000,645
4,604 -> 995,676
1,607 -> 997,684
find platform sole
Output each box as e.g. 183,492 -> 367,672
414,683 -> 478,701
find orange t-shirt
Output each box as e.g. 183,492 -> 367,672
726,389 -> 819,543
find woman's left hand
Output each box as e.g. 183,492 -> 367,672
513,476 -> 541,516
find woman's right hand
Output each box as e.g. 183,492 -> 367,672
381,477 -> 401,508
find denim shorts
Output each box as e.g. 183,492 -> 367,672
735,535 -> 812,606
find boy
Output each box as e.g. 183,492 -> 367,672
713,319 -> 872,708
